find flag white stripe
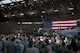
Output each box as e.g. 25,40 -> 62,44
52,23 -> 76,25
52,24 -> 77,26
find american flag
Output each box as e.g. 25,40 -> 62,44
52,20 -> 77,29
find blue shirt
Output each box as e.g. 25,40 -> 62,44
25,47 -> 40,53
45,45 -> 52,53
22,40 -> 29,49
0,40 -> 3,49
59,45 -> 68,53
51,42 -> 59,53
7,41 -> 16,53
15,43 -> 24,53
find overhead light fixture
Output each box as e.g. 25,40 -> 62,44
4,15 -> 7,17
33,0 -> 37,1
68,7 -> 74,10
10,3 -> 14,5
21,1 -> 25,3
51,2 -> 53,4
72,13 -> 74,15
12,14 -> 15,16
17,22 -> 20,24
54,10 -> 59,12
33,22 -> 43,24
21,22 -> 32,24
20,13 -> 24,15
41,15 -> 43,18
41,11 -> 46,13
30,12 -> 34,15
1,5 -> 4,7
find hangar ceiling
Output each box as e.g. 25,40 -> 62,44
0,0 -> 80,22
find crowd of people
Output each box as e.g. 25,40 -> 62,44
0,32 -> 80,53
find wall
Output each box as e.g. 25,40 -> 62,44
0,23 -> 42,33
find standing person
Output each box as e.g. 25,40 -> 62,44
16,28 -> 23,35
65,45 -> 73,53
58,42 -> 68,53
15,40 -> 24,53
40,41 -> 46,53
51,39 -> 59,53
45,39 -> 53,53
3,38 -> 9,53
22,35 -> 29,53
0,38 -> 3,53
7,37 -> 16,53
77,37 -> 80,49
25,39 -> 40,53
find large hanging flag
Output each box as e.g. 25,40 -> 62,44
52,20 -> 77,29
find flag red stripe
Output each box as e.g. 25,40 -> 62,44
52,20 -> 76,24
52,26 -> 76,27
